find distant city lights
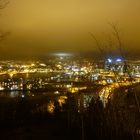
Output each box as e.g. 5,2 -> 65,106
107,58 -> 112,63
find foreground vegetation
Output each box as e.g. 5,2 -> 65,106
0,84 -> 140,140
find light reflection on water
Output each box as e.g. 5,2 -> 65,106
0,90 -> 94,114
0,91 -> 58,98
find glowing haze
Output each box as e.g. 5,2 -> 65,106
0,0 -> 140,59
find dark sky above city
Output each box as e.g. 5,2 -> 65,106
0,0 -> 140,59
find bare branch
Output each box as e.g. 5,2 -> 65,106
89,32 -> 105,59
104,35 -> 114,57
108,22 -> 124,59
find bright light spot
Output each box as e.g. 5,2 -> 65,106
107,58 -> 112,63
40,63 -> 46,67
31,63 -> 35,67
47,101 -> 55,114
9,73 -> 14,78
24,69 -> 29,73
54,91 -> 59,94
116,59 -> 122,62
60,57 -> 63,60
52,53 -> 73,57
58,96 -> 67,106
0,87 -> 4,90
21,94 -> 25,98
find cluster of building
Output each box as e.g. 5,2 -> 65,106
0,56 -> 140,92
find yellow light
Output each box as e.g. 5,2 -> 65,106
47,101 -> 55,114
9,73 -> 14,78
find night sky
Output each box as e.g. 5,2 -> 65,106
0,0 -> 140,59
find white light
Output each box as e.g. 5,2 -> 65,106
52,53 -> 73,57
40,63 -> 46,66
116,59 -> 122,62
21,94 -> 25,98
107,59 -> 112,63
60,56 -> 63,60
0,87 -> 4,90
54,91 -> 59,94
